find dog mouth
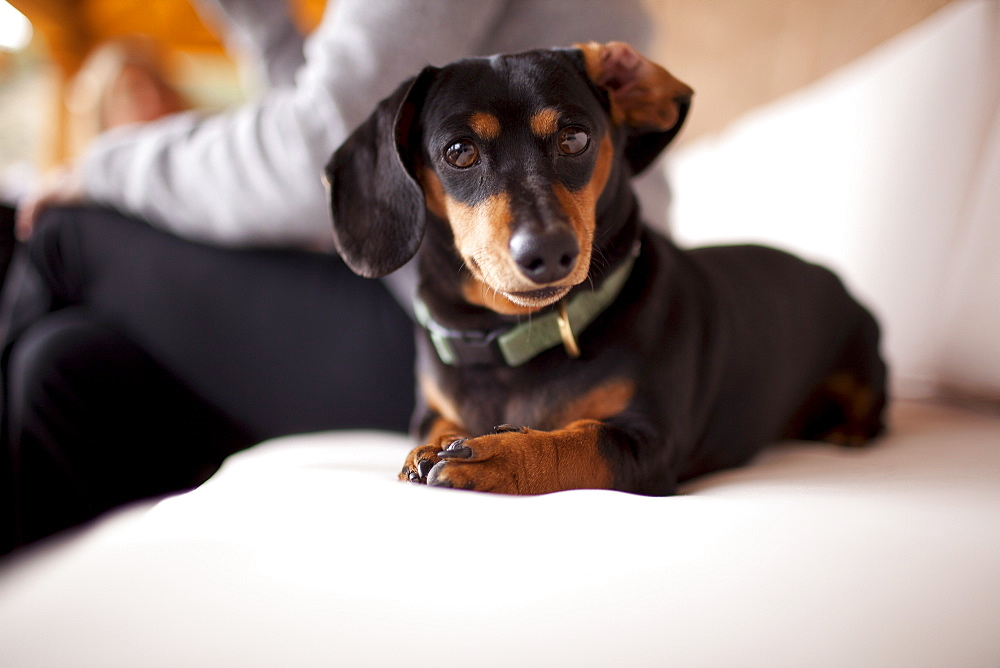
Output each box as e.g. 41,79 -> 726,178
501,286 -> 571,307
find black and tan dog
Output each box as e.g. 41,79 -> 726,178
327,42 -> 887,495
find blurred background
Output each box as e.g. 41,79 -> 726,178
2,0 -> 991,402
0,0 -> 325,199
0,0 -> 954,200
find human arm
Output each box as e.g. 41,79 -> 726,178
77,0 -> 510,248
191,0 -> 305,90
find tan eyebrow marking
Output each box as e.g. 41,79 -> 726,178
468,112 -> 501,140
530,108 -> 560,137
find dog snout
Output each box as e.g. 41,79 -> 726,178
509,225 -> 579,284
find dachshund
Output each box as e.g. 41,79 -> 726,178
326,42 -> 887,495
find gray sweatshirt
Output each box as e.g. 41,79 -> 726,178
81,0 -> 656,250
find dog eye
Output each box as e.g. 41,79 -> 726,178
444,141 -> 479,168
557,127 -> 590,155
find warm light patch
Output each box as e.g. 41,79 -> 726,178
0,1 -> 33,52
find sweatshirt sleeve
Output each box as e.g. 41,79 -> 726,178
190,0 -> 306,90
81,0 -> 508,249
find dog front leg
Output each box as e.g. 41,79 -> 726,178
421,420 -> 626,495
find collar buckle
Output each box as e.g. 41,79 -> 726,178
556,301 -> 581,359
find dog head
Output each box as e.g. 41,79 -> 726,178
327,42 -> 692,314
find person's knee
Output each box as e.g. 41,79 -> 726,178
6,310 -> 115,433
4,311 -> 145,546
25,207 -> 89,304
30,204 -> 85,251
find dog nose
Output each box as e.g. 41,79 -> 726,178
509,226 -> 579,284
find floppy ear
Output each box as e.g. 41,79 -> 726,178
326,67 -> 437,278
574,42 -> 693,175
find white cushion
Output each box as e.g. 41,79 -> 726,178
668,0 -> 1000,401
1,401 -> 998,665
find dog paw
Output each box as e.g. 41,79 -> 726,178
425,428 -> 531,494
411,422 -> 612,495
400,443 -> 446,484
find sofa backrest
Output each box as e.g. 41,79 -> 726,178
668,0 -> 999,405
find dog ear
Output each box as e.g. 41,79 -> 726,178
326,67 -> 437,278
574,42 -> 693,175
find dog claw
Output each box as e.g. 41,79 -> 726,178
417,458 -> 435,479
407,470 -> 422,483
440,439 -> 472,459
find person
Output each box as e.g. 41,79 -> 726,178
2,0 -> 661,554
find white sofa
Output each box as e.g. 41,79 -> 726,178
1,3 -> 998,665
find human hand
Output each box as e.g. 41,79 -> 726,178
15,168 -> 85,241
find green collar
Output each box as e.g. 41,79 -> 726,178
414,248 -> 637,367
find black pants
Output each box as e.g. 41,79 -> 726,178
1,205 -> 416,552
